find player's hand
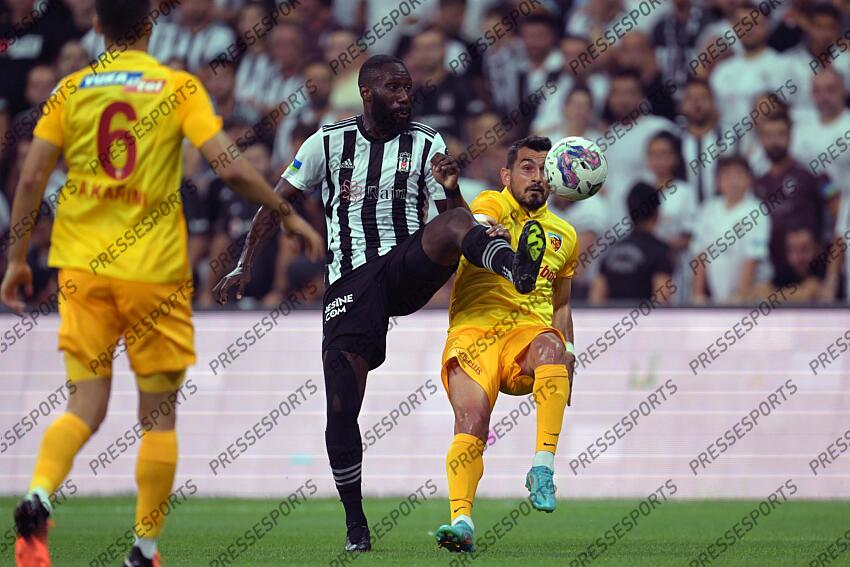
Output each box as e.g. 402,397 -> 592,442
212,263 -> 252,304
281,214 -> 325,263
1,261 -> 33,315
484,220 -> 511,243
431,152 -> 459,192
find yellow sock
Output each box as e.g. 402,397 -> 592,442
135,430 -> 178,539
30,412 -> 92,494
534,364 -> 570,454
446,433 -> 485,522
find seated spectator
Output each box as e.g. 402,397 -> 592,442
56,41 -> 89,77
677,77 -> 724,204
599,68 -> 675,221
233,2 -> 279,115
651,0 -> 713,92
784,3 -> 842,114
690,156 -> 772,304
753,112 -> 824,286
645,131 -> 697,255
772,225 -> 829,301
709,3 -> 794,127
272,60 -> 338,174
612,31 -> 677,120
590,183 -> 674,304
531,34 -> 609,136
534,85 -> 602,144
405,25 -> 483,145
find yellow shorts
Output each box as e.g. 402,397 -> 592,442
440,325 -> 564,408
58,269 -> 195,390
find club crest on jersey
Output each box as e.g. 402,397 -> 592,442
397,152 -> 411,173
548,232 -> 562,251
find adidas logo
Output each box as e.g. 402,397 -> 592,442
340,159 -> 354,169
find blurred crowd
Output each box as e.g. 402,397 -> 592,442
1,0 -> 850,308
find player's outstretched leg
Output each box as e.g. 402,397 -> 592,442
422,208 -> 547,294
14,359 -> 107,567
435,361 -> 491,553
123,374 -> 183,567
521,333 -> 570,513
323,350 -> 372,551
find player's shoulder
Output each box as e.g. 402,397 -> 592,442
470,188 -> 508,210
408,121 -> 439,140
321,116 -> 359,133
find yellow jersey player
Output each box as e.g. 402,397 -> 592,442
0,2 -> 322,566
434,136 -> 577,553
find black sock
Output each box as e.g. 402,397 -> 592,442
324,350 -> 368,529
461,224 -> 514,281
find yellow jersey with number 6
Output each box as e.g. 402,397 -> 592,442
34,50 -> 222,283
448,188 -> 579,332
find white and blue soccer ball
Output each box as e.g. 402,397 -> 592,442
544,136 -> 608,201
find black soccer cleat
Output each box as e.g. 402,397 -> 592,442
344,523 -> 372,552
512,220 -> 547,294
122,546 -> 161,567
14,492 -> 50,540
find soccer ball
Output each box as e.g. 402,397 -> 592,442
544,136 -> 608,201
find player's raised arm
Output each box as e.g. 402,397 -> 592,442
431,151 -> 469,213
0,138 -> 62,313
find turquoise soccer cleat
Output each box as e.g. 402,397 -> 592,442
526,465 -> 557,512
435,520 -> 474,553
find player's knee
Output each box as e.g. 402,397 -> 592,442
530,333 -> 566,366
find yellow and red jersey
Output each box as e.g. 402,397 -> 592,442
448,188 -> 578,333
34,50 -> 222,283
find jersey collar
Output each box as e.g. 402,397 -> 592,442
500,187 -> 548,219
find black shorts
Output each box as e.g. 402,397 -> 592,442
322,228 -> 457,370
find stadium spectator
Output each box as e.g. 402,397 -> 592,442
600,68 -> 675,220
262,22 -> 305,113
645,131 -> 697,258
709,3 -> 793,127
199,59 -> 260,126
297,0 -> 339,63
590,182 -> 674,304
612,31 -> 677,120
56,40 -> 89,77
696,0 -> 746,62
678,77 -> 725,204
479,5 -> 525,112
774,225 -> 829,301
233,2 -> 279,115
784,3 -> 843,114
272,60 -> 338,173
405,25 -> 483,145
531,34 -> 609,136
651,0 -> 712,92
9,64 -> 56,141
170,0 -> 237,72
325,27 -> 363,116
754,112 -> 824,286
534,85 -> 602,144
690,155 -> 772,304
566,0 -> 624,39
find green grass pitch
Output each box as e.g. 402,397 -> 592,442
1,496 -> 847,566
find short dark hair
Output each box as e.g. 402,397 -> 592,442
762,111 -> 792,129
716,155 -> 752,176
96,0 -> 151,42
506,136 -> 551,169
520,13 -> 558,33
809,2 -> 841,21
611,67 -> 644,92
648,130 -> 686,180
684,76 -> 712,93
627,182 -> 661,224
565,84 -> 593,106
358,55 -> 407,88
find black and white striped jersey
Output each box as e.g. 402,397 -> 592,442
282,116 -> 447,285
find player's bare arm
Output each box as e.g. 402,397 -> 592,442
0,137 -> 62,314
203,135 -> 323,304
